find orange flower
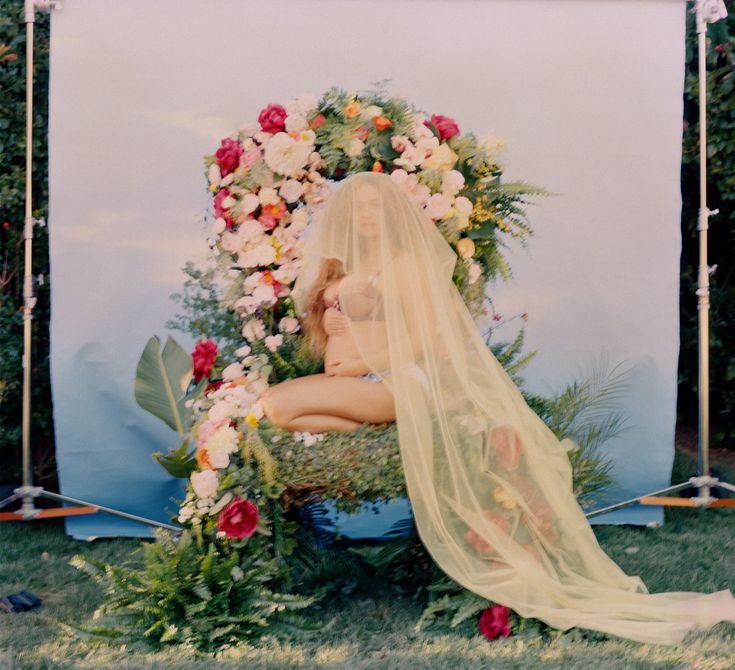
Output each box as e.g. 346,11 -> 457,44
373,115 -> 392,131
196,447 -> 213,470
371,161 -> 384,173
344,101 -> 360,118
309,113 -> 326,129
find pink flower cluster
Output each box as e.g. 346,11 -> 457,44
478,604 -> 512,640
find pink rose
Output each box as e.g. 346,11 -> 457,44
217,496 -> 259,539
215,137 -> 243,177
192,339 -> 218,382
213,188 -> 235,229
478,605 -> 512,640
429,114 -> 460,140
258,103 -> 287,133
491,426 -> 523,470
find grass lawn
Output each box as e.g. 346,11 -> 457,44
1,440 -> 734,669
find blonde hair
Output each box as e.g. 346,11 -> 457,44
299,257 -> 346,359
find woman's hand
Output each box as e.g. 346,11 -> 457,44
323,307 -> 351,335
325,355 -> 367,377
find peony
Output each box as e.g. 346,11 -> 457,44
258,103 -> 287,133
217,496 -> 259,539
208,399 -> 237,424
263,132 -> 312,177
192,339 -> 218,382
429,113 -> 460,140
215,137 -> 243,177
478,605 -> 512,641
191,469 -> 219,498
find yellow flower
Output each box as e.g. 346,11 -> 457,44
493,486 -> 517,509
245,413 -> 259,429
209,184 -> 218,192
344,101 -> 361,118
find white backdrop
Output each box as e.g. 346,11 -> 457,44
48,0 -> 686,539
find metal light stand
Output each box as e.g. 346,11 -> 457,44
586,0 -> 735,520
0,0 -> 181,534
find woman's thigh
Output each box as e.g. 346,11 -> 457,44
260,373 -> 395,425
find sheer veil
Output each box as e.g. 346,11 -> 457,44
290,171 -> 735,644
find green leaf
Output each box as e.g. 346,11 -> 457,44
134,335 -> 193,435
152,436 -> 197,479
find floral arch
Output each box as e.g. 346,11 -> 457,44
74,85 -> 616,652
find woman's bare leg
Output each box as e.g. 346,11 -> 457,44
287,413 -> 363,432
259,373 -> 395,433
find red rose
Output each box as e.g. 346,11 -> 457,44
192,339 -> 218,382
258,103 -> 287,133
217,496 -> 259,539
478,604 -> 512,641
429,113 -> 460,140
215,137 -> 243,177
491,426 -> 523,470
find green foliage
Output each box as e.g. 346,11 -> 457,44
679,10 -> 735,442
66,526 -> 329,654
134,335 -> 197,436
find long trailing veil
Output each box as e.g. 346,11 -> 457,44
290,171 -> 735,645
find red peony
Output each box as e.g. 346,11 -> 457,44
217,496 -> 259,539
192,339 -> 218,382
429,113 -> 460,140
213,188 -> 236,228
215,137 -> 243,177
478,604 -> 512,640
258,103 -> 287,133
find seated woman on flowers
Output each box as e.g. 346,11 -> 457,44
258,175 -> 399,433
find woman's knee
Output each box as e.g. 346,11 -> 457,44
259,386 -> 292,428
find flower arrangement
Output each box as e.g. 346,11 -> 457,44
70,84 -> 621,652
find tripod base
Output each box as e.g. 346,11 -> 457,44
0,485 -> 182,532
586,475 -> 735,518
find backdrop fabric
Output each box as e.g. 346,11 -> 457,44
47,0 -> 686,539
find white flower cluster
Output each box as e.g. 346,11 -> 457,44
293,431 -> 325,447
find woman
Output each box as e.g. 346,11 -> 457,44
263,171 -> 735,644
258,176 -> 398,433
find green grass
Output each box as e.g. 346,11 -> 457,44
1,447 -> 734,669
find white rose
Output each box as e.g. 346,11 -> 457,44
346,139 -> 365,158
190,469 -> 218,499
235,344 -> 252,358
